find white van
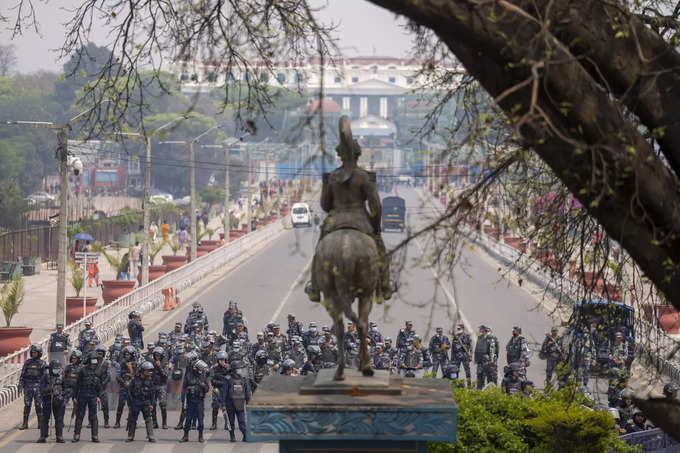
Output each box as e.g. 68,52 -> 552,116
291,202 -> 312,227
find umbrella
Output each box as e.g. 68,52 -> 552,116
73,233 -> 94,241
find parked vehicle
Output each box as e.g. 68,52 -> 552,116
27,192 -> 56,204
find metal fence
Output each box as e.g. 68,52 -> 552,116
620,429 -> 680,452
0,219 -> 284,409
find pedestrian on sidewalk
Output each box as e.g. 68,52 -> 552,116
150,222 -> 158,243
87,261 -> 99,287
118,253 -> 130,280
178,228 -> 187,253
131,242 -> 141,280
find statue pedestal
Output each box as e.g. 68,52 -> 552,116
247,370 -> 457,452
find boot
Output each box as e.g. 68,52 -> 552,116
91,418 -> 99,442
161,408 -> 168,429
229,430 -> 236,442
179,430 -> 189,442
103,410 -> 110,429
241,429 -> 247,441
36,437 -> 46,443
39,413 -> 48,441
152,409 -> 159,429
114,407 -> 123,429
72,417 -> 82,442
224,413 -> 229,430
55,419 -> 64,443
210,408 -> 218,430
125,420 -> 135,442
19,406 -> 29,430
198,429 -> 204,443
145,418 -> 156,443
175,408 -> 186,430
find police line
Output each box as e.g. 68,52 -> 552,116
0,220 -> 286,411
421,188 -> 680,389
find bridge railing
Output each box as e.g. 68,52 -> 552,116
422,189 -> 680,387
0,220 -> 284,408
619,428 -> 680,452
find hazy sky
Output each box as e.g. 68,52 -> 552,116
0,0 -> 414,74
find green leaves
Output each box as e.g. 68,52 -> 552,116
0,275 -> 24,328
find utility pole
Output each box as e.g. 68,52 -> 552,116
115,115 -> 187,285
56,128 -> 68,327
246,143 -> 252,233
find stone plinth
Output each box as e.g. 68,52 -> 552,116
247,373 -> 457,452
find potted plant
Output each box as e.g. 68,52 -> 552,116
229,215 -> 245,241
199,227 -> 221,251
65,260 -> 97,325
162,234 -> 188,270
138,239 -> 168,284
0,276 -> 31,357
92,243 -> 136,305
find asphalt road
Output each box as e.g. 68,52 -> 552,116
0,187 -> 564,451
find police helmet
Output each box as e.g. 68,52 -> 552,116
128,311 -> 135,319
509,362 -> 522,372
84,319 -> 92,326
147,343 -> 155,350
70,350 -> 82,362
281,358 -> 295,372
186,351 -> 199,363
375,342 -> 384,350
193,360 -> 209,373
663,383 -> 678,398
95,344 -> 107,354
614,331 -> 624,339
141,361 -> 154,371
620,388 -> 634,400
216,351 -> 228,361
49,359 -> 62,370
257,332 -> 264,339
255,350 -> 267,360
307,345 -> 321,356
153,347 -> 165,357
435,327 -> 443,332
29,344 -> 43,357
322,326 -> 331,333
384,337 -> 392,343
523,380 -> 534,388
287,313 -> 295,319
123,345 -> 136,356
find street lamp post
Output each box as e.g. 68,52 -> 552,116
202,137 -> 241,240
114,115 -> 187,285
160,125 -> 220,261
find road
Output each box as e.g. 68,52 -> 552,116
0,187 -> 560,451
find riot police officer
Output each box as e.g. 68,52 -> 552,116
169,322 -> 184,344
287,313 -> 304,339
396,321 -> 415,351
372,343 -> 391,370
540,326 -> 564,386
451,323 -> 473,387
19,344 -> 46,430
223,360 -> 251,442
73,352 -> 102,443
301,345 -> 321,375
77,321 -> 94,351
474,325 -> 497,389
367,321 -> 383,346
151,347 -> 169,429
180,359 -> 209,442
37,359 -> 66,443
63,350 -> 82,404
501,362 -> 523,395
210,351 -> 230,431
319,340 -> 338,368
428,327 -> 450,377
175,350 -> 199,430
94,344 -> 112,428
128,311 -> 144,349
303,322 -> 321,348
125,361 -> 156,443
114,345 -> 137,429
222,301 -> 243,336
506,325 -> 531,374
253,349 -> 270,383
48,323 -> 70,362
398,338 -> 423,377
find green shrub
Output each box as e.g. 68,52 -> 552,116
428,386 -> 632,453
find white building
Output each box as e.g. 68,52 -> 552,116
172,56 -> 457,122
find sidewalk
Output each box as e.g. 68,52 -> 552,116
13,202 -> 247,343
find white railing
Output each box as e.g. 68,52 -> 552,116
0,220 -> 285,406
421,188 -> 680,386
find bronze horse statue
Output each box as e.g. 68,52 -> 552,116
314,229 -> 380,380
308,115 -> 390,381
